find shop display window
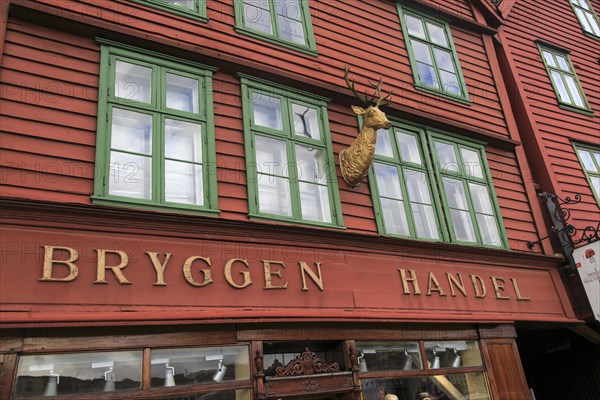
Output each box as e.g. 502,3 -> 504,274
355,342 -> 423,372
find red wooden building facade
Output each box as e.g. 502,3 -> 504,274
0,0 -> 595,399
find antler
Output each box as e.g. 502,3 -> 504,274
343,65 -> 393,107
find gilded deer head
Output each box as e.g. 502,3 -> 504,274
339,66 -> 393,187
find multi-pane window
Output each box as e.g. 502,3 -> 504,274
431,134 -> 505,247
134,0 -> 207,21
569,0 -> 600,37
235,0 -> 317,53
575,144 -> 600,204
93,41 -> 218,213
539,46 -> 591,111
398,6 -> 469,101
369,123 -> 507,248
370,124 -> 443,240
240,76 -> 343,227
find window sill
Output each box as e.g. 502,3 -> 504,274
558,103 -> 595,117
234,27 -> 318,57
414,85 -> 472,105
92,196 -> 220,216
130,0 -> 208,23
248,213 -> 345,230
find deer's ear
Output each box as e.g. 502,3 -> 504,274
351,105 -> 365,115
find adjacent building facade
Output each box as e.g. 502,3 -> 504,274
0,0 -> 597,399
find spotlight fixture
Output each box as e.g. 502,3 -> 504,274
43,371 -> 60,397
451,348 -> 462,368
401,349 -> 413,370
431,348 -> 440,369
104,367 -> 116,392
212,360 -> 227,382
357,351 -> 367,372
164,363 -> 176,387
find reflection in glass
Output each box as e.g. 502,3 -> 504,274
542,51 -> 556,67
405,14 -> 425,38
460,148 -> 483,178
578,149 -> 598,172
424,341 -> 482,369
114,61 -> 152,103
435,141 -> 458,173
165,0 -> 194,10
252,93 -> 283,130
258,175 -> 292,216
243,1 -> 273,34
278,16 -> 305,44
355,342 -> 423,372
166,73 -> 199,113
299,181 -> 331,223
375,128 -> 394,157
150,346 -> 249,388
14,351 -> 142,398
427,22 -> 448,47
396,132 -> 422,164
296,145 -> 326,183
255,136 -> 288,177
111,108 -> 152,154
292,104 -> 321,140
109,152 -> 152,200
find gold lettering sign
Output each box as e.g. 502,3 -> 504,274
94,249 -> 131,285
40,246 -> 79,282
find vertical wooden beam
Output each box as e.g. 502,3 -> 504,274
0,353 -> 18,400
481,338 -> 531,400
142,347 -> 151,390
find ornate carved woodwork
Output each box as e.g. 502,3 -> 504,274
275,348 -> 341,377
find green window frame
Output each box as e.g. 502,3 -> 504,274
569,0 -> 600,38
397,5 -> 470,103
93,39 -> 219,215
234,0 -> 317,55
429,132 -> 508,248
538,45 -> 592,113
368,122 -> 507,248
574,143 -> 600,205
240,74 -> 343,228
368,121 -> 447,241
131,0 -> 208,22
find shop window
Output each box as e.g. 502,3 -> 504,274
13,345 -> 251,399
538,45 -> 592,113
234,0 -> 317,54
397,5 -> 470,102
574,143 -> 600,205
93,40 -> 219,215
240,75 -> 344,228
569,0 -> 600,38
368,122 -> 508,248
132,0 -> 208,22
357,340 -> 490,400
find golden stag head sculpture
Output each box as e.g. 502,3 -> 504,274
339,66 -> 393,187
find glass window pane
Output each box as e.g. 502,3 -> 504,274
165,119 -> 202,163
292,104 -> 320,140
114,61 -> 152,103
258,174 -> 292,216
439,70 -> 461,95
417,63 -> 439,89
461,148 -> 484,179
450,209 -> 477,242
396,131 -> 422,164
299,182 -> 331,222
109,152 -> 152,200
381,197 -> 410,236
165,0 -> 194,10
576,8 -> 594,32
411,40 -> 434,64
355,342 -> 422,372
556,55 -> 570,71
587,13 -> 600,36
277,16 -> 306,44
276,0 -> 301,19
255,135 -> 288,177
166,73 -> 199,113
477,213 -> 502,246
550,71 -> 571,104
151,346 -> 249,388
443,177 -> 469,210
252,93 -> 283,130
14,351 -> 142,397
593,151 -> 600,166
374,163 -> 403,199
361,373 -> 491,400
405,14 -> 426,38
542,51 -> 556,67
406,170 -> 431,204
243,3 -> 273,34
578,149 -> 598,172
426,22 -> 448,47
591,176 -> 600,197
469,183 -> 494,214
563,75 -> 585,107
412,203 -> 440,239
165,161 -> 203,205
433,48 -> 454,72
424,341 -> 483,368
111,108 -> 152,154
435,142 -> 459,173
375,128 -> 394,157
295,145 -> 326,183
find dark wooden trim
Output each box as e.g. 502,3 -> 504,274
481,338 -> 532,400
478,324 -> 517,339
142,348 -> 151,391
0,353 -> 18,400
